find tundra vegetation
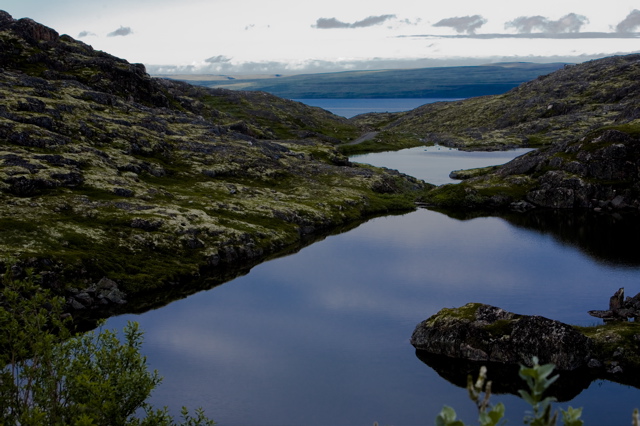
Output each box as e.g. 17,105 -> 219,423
0,10 -> 430,307
0,266 -> 215,424
2,9 -> 640,423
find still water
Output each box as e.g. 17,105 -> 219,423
102,138 -> 640,425
352,145 -> 535,185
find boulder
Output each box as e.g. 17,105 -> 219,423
411,303 -> 593,371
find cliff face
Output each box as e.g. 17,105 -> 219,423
0,11 -> 428,300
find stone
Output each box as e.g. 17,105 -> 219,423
411,303 -> 593,371
97,277 -> 118,290
610,287 -> 625,311
588,287 -> 640,322
73,292 -> 93,307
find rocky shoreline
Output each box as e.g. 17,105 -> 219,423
411,301 -> 640,388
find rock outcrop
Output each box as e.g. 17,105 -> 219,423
589,287 -> 640,322
410,303 -> 593,371
422,126 -> 640,210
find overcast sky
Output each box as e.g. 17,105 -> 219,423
3,0 -> 640,74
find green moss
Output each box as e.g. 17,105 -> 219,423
484,319 -> 516,337
423,183 -> 481,208
576,322 -> 640,365
450,166 -> 499,180
428,303 -> 483,325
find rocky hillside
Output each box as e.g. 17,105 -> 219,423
375,54 -> 640,211
0,11 -> 429,306
423,125 -> 640,211
368,54 -> 640,150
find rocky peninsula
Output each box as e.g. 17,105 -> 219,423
0,10 -> 430,314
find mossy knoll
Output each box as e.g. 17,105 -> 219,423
0,11 -> 430,305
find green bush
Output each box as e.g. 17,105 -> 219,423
0,265 -> 215,425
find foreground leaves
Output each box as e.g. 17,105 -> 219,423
0,265 -> 215,425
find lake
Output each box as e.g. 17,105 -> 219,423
352,145 -> 535,185
103,100 -> 640,425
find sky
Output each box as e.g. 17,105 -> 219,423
3,0 -> 640,74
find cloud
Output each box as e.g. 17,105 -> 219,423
401,32 -> 639,40
616,9 -> 640,33
107,26 -> 133,37
313,14 -> 396,29
205,55 -> 232,64
77,30 -> 97,38
505,13 -> 588,34
433,15 -> 487,34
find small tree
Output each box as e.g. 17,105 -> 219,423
0,264 -> 215,425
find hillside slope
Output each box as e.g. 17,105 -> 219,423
0,10 -> 428,308
375,55 -> 640,150
407,55 -> 640,211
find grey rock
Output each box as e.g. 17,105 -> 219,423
73,292 -> 93,307
411,303 -> 593,370
588,358 -> 602,368
97,276 -> 118,290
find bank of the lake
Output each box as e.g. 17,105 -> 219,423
104,146 -> 640,426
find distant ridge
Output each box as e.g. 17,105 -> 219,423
167,62 -> 567,99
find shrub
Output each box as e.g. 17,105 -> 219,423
0,264 -> 215,425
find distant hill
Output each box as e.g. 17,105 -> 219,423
164,63 -> 567,99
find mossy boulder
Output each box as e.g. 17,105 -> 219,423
411,303 -> 593,371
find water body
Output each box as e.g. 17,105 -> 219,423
292,98 -> 459,118
352,145 -> 535,185
102,101 -> 640,425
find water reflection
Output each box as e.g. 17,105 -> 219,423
105,208 -> 640,425
435,208 -> 640,267
415,351 -> 593,402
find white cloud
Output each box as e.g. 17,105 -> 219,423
107,26 -> 133,37
505,13 -> 589,33
313,14 -> 397,29
433,15 -> 487,34
616,9 -> 640,33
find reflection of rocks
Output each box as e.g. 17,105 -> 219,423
432,208 -> 640,267
410,303 -> 592,370
415,351 -> 592,402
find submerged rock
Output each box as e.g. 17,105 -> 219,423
410,303 -> 593,371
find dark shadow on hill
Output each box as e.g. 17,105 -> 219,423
426,207 -> 640,267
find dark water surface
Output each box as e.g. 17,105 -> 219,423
103,104 -> 640,425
